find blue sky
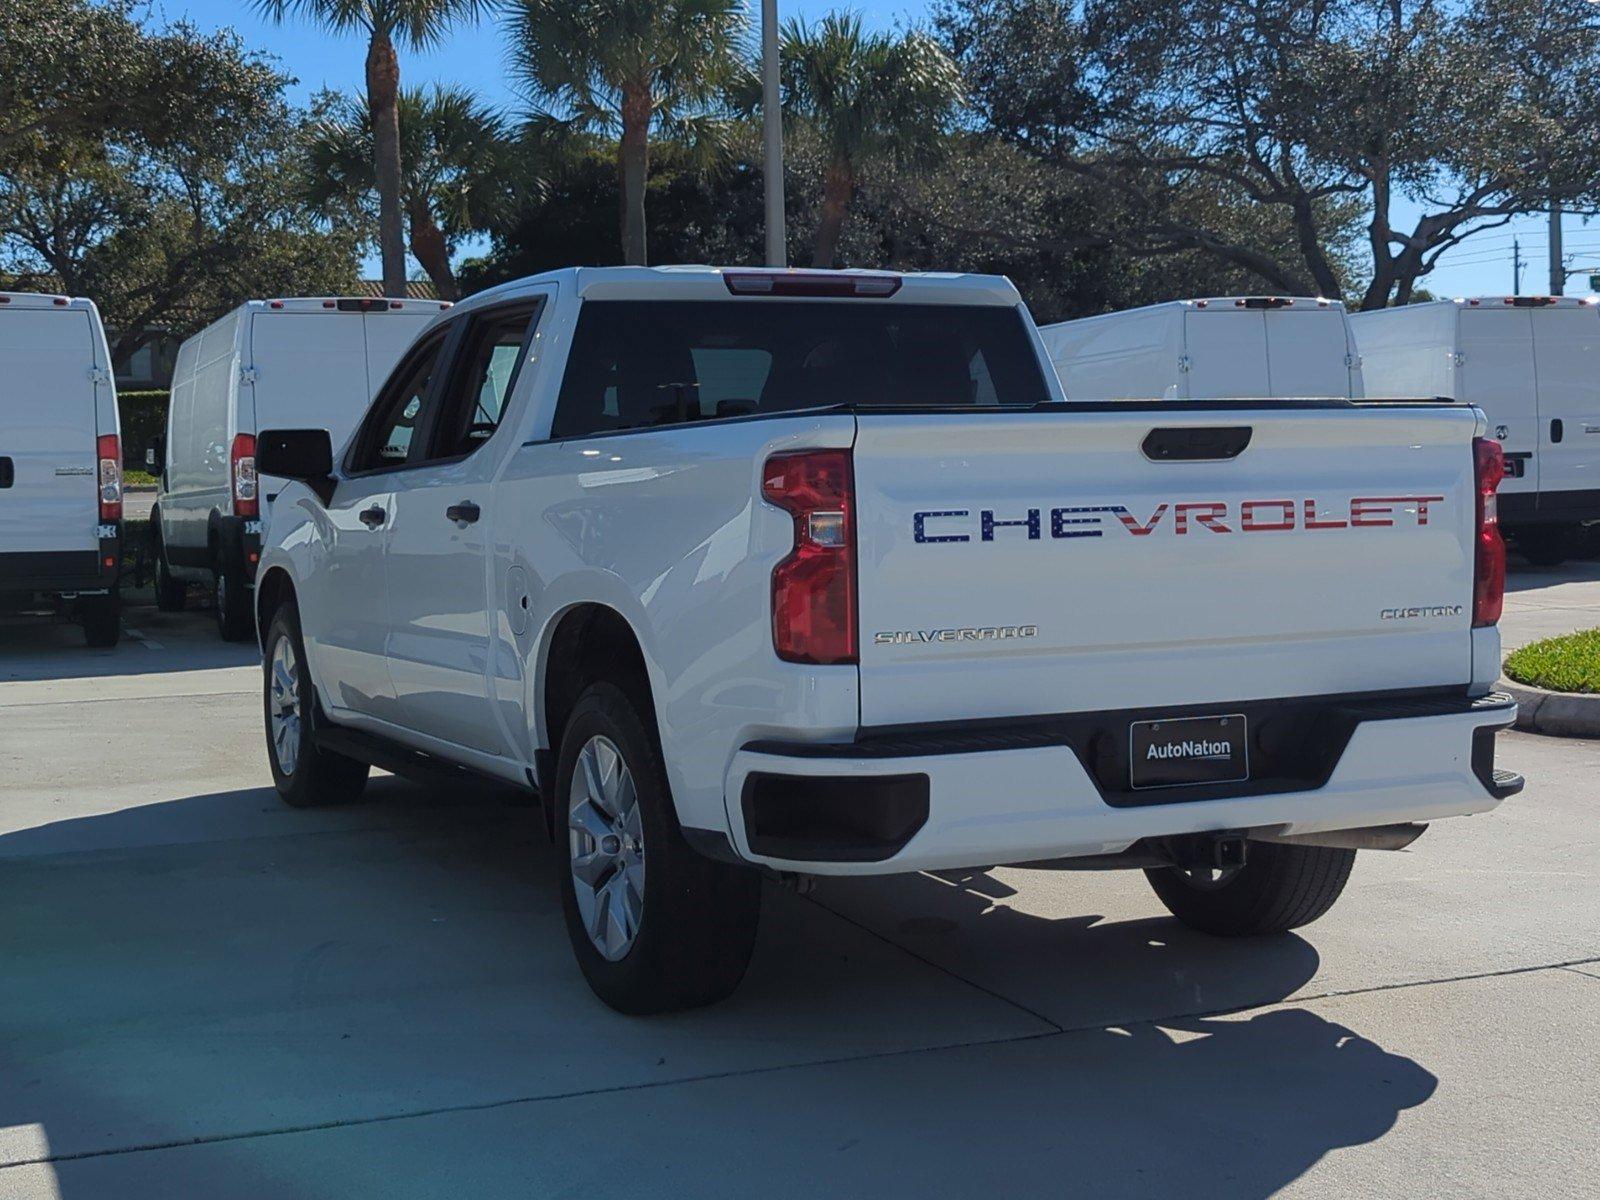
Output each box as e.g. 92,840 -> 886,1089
161,0 -> 1600,298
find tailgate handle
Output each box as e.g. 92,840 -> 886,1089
0,457 -> 12,488
1141,427 -> 1252,462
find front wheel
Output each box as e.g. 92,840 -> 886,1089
1144,842 -> 1356,936
263,600 -> 369,807
556,681 -> 761,1014
154,551 -> 187,612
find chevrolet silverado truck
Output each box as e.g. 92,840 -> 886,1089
252,266 -> 1522,1014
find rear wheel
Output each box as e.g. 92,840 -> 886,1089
556,681 -> 760,1014
1144,842 -> 1356,936
1515,523 -> 1576,568
214,566 -> 253,641
80,592 -> 121,648
263,600 -> 369,807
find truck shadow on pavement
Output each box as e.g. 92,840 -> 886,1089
0,606 -> 258,683
0,780 -> 1437,1198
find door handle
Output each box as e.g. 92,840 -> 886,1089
1551,419 -> 1564,444
446,501 -> 481,525
358,504 -> 386,528
0,457 -> 12,488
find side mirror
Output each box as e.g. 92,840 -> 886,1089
257,429 -> 335,503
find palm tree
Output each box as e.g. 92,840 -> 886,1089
507,0 -> 748,265
780,14 -> 964,268
252,0 -> 494,296
306,86 -> 519,299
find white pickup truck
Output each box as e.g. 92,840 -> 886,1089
253,266 -> 1521,1014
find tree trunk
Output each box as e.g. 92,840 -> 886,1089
408,204 -> 458,300
366,31 -> 408,297
618,84 -> 652,266
812,159 -> 854,269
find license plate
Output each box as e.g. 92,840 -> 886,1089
1129,714 -> 1249,790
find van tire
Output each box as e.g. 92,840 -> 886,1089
1144,842 -> 1356,936
81,593 -> 121,648
154,553 -> 187,612
263,600 -> 369,807
1515,524 -> 1574,568
555,681 -> 761,1014
215,568 -> 253,641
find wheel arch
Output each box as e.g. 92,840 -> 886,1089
535,602 -> 660,834
254,565 -> 297,649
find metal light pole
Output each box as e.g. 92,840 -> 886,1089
761,0 -> 787,268
1549,201 -> 1565,296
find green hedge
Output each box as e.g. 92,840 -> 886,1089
118,388 -> 168,471
1504,629 -> 1600,694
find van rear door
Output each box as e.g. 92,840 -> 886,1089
1530,306 -> 1600,502
0,306 -> 100,554
362,310 -> 434,400
1263,310 -> 1356,398
1458,309 -> 1538,500
248,310 -> 372,510
1183,310 -> 1271,397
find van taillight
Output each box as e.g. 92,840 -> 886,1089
97,434 -> 122,521
231,433 -> 258,518
762,449 -> 857,664
1473,437 -> 1506,627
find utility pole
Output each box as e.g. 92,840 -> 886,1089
1513,237 -> 1524,296
1549,200 -> 1565,296
761,0 -> 787,268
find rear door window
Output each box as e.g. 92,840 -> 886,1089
550,301 -> 1049,439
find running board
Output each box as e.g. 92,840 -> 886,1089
314,725 -> 535,798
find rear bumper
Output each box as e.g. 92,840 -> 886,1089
0,540 -> 119,595
724,691 -> 1519,875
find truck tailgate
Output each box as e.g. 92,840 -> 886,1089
852,405 -> 1481,726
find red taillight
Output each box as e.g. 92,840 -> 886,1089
97,433 -> 122,521
1473,437 -> 1506,627
231,433 -> 258,518
762,450 -> 857,664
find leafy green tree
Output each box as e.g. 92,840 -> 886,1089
0,22 -> 359,369
777,14 -> 964,268
305,86 -> 521,299
251,0 -> 495,296
507,0 -> 749,265
936,0 -> 1600,307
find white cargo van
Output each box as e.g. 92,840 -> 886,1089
1040,296 -> 1364,401
153,297 -> 445,638
1351,296 -> 1600,564
0,293 -> 124,646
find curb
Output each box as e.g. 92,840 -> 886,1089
1498,677 -> 1600,738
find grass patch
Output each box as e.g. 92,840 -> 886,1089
1504,629 -> 1600,694
125,468 -> 158,488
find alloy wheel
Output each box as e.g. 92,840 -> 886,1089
568,735 -> 646,962
269,634 -> 301,777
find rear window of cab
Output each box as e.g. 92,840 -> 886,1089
550,301 -> 1050,439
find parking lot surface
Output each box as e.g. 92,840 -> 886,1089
1,579 -> 1597,1199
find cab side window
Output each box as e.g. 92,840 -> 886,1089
431,302 -> 541,459
349,330 -> 447,472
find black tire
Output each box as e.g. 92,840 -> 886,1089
1514,524 -> 1575,568
263,600 -> 369,808
81,592 -> 121,648
1144,842 -> 1356,936
215,566 -> 254,641
154,547 -> 187,612
555,681 -> 761,1014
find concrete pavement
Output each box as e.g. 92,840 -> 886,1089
1501,554 -> 1600,651
0,604 -> 1596,1199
